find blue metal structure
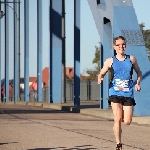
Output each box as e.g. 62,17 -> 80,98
74,0 -> 80,106
24,0 -> 29,101
1,0 -> 150,116
37,0 -> 42,102
49,0 -> 81,105
100,43 -> 104,108
61,0 -> 66,104
0,14 -> 1,101
13,0 -> 18,101
4,0 -> 9,102
49,0 -> 62,103
88,0 -> 150,116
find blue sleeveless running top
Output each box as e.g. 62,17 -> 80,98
109,55 -> 134,98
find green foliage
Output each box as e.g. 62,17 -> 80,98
139,23 -> 150,60
85,46 -> 100,80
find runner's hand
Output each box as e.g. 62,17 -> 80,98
98,77 -> 104,84
135,84 -> 141,92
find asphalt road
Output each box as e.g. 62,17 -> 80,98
0,104 -> 150,150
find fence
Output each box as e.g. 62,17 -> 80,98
66,80 -> 100,101
5,80 -> 100,102
28,80 -> 100,102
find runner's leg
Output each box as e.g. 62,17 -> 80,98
111,102 -> 123,144
123,106 -> 133,125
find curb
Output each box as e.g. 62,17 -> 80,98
2,101 -> 150,126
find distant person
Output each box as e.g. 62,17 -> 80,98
98,36 -> 142,150
32,81 -> 37,100
1,87 -> 4,102
43,82 -> 46,88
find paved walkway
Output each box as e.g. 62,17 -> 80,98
5,100 -> 150,126
0,101 -> 150,150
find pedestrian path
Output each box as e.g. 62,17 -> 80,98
0,103 -> 150,150
2,100 -> 150,126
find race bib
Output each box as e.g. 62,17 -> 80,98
114,79 -> 129,91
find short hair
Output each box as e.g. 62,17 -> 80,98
113,36 -> 126,45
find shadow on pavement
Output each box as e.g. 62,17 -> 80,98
27,144 -> 97,150
0,142 -> 18,145
0,109 -> 71,114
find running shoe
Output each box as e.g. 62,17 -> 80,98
116,143 -> 122,150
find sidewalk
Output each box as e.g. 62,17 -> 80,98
2,100 -> 150,126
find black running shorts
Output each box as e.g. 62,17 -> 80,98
109,95 -> 136,106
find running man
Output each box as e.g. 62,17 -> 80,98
98,36 -> 142,150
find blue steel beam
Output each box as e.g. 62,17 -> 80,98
4,0 -> 9,102
18,0 -> 20,100
100,43 -> 103,108
113,5 -> 150,116
88,0 -> 150,116
61,0 -> 66,103
24,0 -> 29,101
37,0 -> 42,102
49,0 -> 62,103
13,0 -> 18,101
0,16 -> 1,101
88,0 -> 112,109
74,0 -> 80,106
48,0 -> 50,103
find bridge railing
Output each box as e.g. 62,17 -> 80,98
4,80 -> 100,102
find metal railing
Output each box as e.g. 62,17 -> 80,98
4,80 -> 100,102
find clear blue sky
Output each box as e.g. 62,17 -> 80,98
0,0 -> 150,79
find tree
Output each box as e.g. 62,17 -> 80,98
85,46 -> 100,80
139,23 -> 150,60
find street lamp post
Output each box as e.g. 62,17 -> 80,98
0,1 -> 5,18
0,11 -> 5,19
0,0 -> 21,101
0,1 -> 20,18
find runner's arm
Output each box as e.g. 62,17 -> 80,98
131,56 -> 142,85
98,58 -> 111,84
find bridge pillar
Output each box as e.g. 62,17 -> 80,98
13,0 -> 18,102
88,0 -> 150,116
74,0 -> 80,106
4,0 -> 9,102
49,0 -> 62,103
0,16 -> 1,101
37,0 -> 43,102
24,0 -> 29,102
